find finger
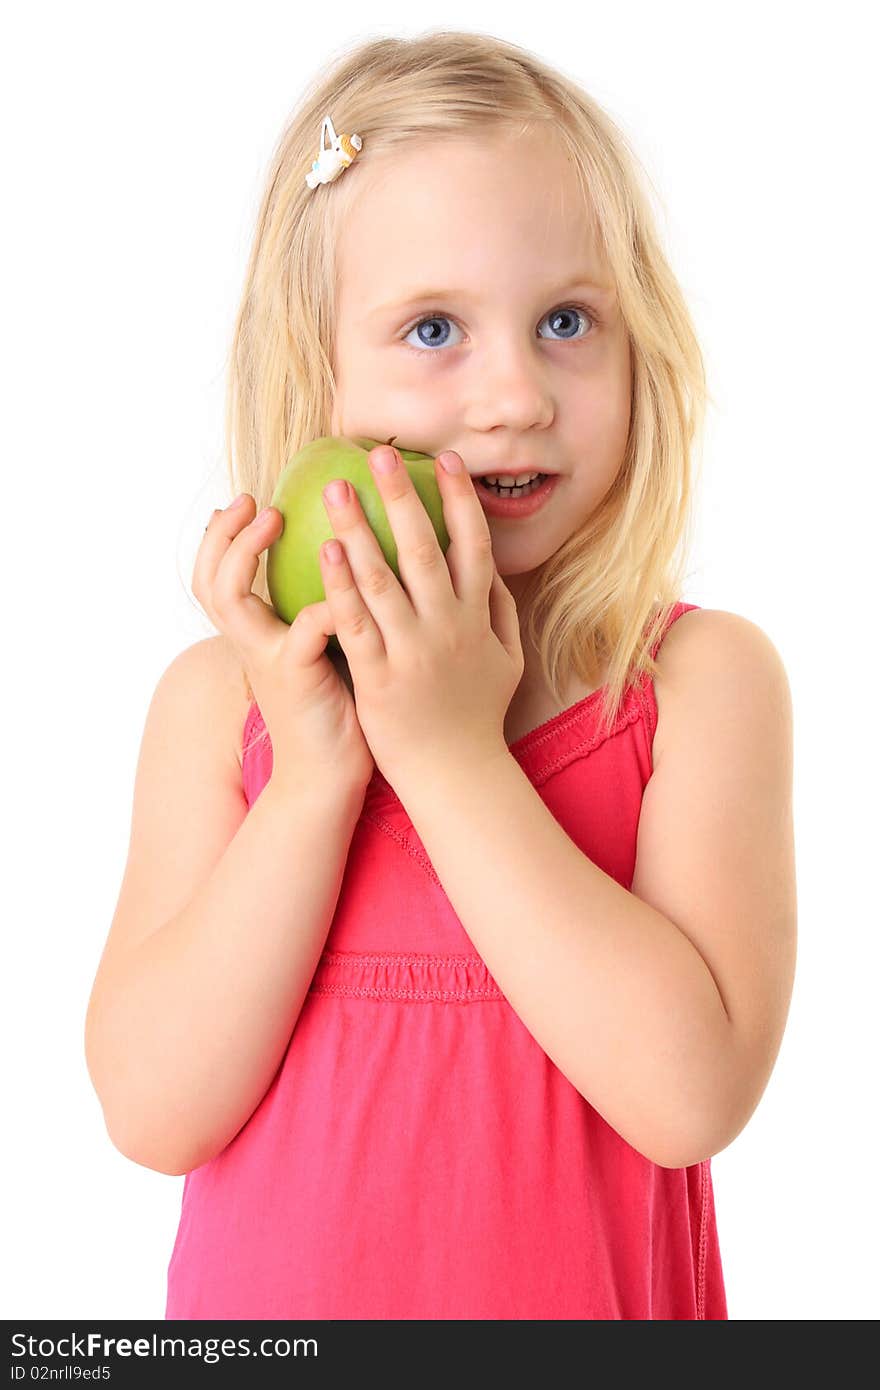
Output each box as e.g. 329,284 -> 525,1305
433,452 -> 495,610
319,536 -> 387,663
284,599 -> 338,669
192,495 -> 257,615
365,446 -> 453,615
208,503 -> 288,653
322,476 -> 416,643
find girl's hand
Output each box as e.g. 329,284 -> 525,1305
192,495 -> 375,799
320,446 -> 525,790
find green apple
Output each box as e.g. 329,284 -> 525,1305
266,435 -> 451,656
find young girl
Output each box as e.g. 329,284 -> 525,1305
85,32 -> 796,1321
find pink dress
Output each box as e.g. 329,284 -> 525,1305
165,600 -> 728,1319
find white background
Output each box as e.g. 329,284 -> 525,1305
3,0 -> 878,1322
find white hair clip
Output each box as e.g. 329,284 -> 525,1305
305,114 -> 363,189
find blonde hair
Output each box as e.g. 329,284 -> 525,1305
225,29 -> 709,743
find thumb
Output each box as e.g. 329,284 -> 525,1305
286,599 -> 337,664
488,564 -> 522,664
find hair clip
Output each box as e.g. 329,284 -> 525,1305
305,114 -> 363,189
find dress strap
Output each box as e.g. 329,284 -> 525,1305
647,601 -> 701,662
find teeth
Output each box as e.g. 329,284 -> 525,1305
483,471 -> 541,486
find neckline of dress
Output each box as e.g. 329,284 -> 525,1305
505,682 -> 610,755
501,598 -> 695,756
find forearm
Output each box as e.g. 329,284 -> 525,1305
396,753 -> 734,1169
87,776 -> 365,1175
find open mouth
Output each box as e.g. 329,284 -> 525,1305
474,472 -> 558,518
476,472 -> 550,498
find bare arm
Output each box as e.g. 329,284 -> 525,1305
86,779 -> 363,1175
389,612 -> 796,1169
84,638 -> 367,1176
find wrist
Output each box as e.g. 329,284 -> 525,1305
388,742 -> 512,803
265,768 -> 369,821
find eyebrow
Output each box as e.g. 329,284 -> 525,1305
370,278 -> 616,317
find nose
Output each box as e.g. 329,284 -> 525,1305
468,335 -> 554,433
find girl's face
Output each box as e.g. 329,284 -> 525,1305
330,130 -> 632,594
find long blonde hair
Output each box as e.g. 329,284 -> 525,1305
225,30 -> 709,741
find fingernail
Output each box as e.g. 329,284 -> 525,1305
323,480 -> 349,507
227,493 -> 249,509
438,451 -> 462,474
370,446 -> 398,474
254,507 -> 275,524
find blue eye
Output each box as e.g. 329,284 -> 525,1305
401,304 -> 597,354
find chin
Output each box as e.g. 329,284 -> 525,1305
495,546 -> 553,577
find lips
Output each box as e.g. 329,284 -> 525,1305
475,472 -> 559,519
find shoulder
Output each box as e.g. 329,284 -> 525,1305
652,607 -> 792,769
165,634 -> 253,772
